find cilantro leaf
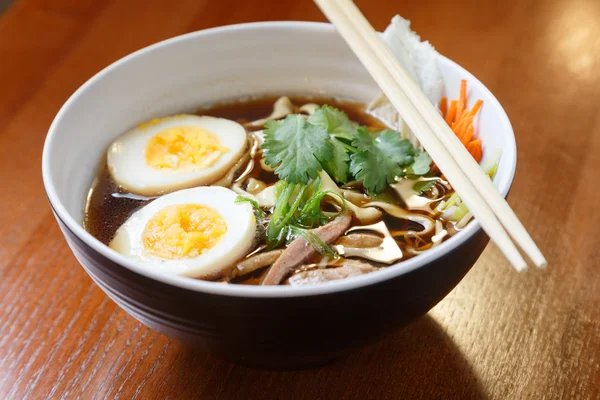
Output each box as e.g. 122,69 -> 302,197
408,151 -> 432,175
263,115 -> 333,184
322,137 -> 349,183
306,105 -> 355,183
412,179 -> 436,195
261,106 -> 431,193
308,105 -> 357,139
349,127 -> 404,194
375,130 -> 416,165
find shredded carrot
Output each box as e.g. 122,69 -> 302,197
467,140 -> 483,163
443,80 -> 484,163
455,80 -> 467,123
453,111 -> 469,132
461,117 -> 474,136
455,110 -> 468,125
461,125 -> 474,146
469,99 -> 483,117
453,115 -> 472,139
452,121 -> 464,137
439,96 -> 448,117
445,100 -> 457,125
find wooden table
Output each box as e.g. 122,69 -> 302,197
1,0 -> 599,398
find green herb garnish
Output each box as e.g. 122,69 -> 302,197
288,225 -> 339,258
350,128 -> 412,194
308,105 -> 358,140
263,106 -> 432,195
322,137 -> 350,184
263,115 -> 332,184
412,180 -> 436,195
266,180 -> 308,248
234,196 -> 266,219
265,178 -> 344,255
407,151 -> 433,176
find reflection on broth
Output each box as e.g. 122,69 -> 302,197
85,166 -> 151,245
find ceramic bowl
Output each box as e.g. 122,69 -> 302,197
42,22 -> 516,368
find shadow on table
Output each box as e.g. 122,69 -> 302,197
170,315 -> 486,399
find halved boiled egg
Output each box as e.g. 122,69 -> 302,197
107,115 -> 247,196
109,187 -> 256,278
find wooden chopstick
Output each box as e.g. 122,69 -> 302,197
330,0 -> 547,270
314,0 -> 534,271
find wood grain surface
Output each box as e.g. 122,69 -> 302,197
1,0 -> 599,398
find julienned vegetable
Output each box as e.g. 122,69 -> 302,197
440,80 -> 484,162
262,176 -> 345,255
234,196 -> 266,219
262,105 -> 432,194
438,148 -> 503,222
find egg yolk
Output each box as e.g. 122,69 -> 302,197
142,204 -> 227,259
145,126 -> 228,170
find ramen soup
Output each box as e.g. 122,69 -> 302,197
84,16 -> 501,286
85,89 -> 500,286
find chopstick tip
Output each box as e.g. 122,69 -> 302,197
514,262 -> 528,273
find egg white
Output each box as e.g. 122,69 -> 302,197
109,187 -> 256,278
107,115 -> 247,196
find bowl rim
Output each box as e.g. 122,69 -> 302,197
42,21 -> 517,298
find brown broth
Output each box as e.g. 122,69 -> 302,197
85,96 -> 384,245
197,95 -> 388,130
84,166 -> 152,244
84,95 -> 457,286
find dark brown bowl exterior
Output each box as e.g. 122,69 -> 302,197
55,209 -> 488,369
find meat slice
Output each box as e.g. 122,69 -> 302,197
261,214 -> 352,285
287,260 -> 377,285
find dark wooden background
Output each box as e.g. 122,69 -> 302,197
1,0 -> 599,398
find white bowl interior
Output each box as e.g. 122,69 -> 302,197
43,22 -> 516,297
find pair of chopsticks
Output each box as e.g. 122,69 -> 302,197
314,0 -> 547,271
